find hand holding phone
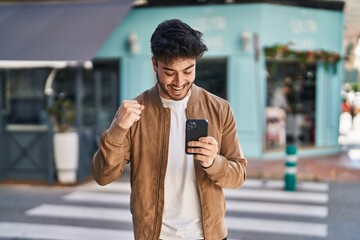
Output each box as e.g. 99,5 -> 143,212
185,119 -> 208,155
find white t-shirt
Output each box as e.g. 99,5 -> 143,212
159,95 -> 203,240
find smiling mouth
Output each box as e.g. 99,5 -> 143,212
171,85 -> 185,92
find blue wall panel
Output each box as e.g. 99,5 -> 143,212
121,56 -> 155,101
228,55 -> 262,157
260,4 -> 343,52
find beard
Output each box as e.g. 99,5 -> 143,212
156,72 -> 193,101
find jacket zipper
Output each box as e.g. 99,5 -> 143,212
152,107 -> 166,239
186,109 -> 206,239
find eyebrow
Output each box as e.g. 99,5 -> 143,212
163,64 -> 195,72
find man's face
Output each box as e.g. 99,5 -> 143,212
152,57 -> 196,101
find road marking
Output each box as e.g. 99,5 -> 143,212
79,181 -> 328,204
77,181 -> 131,193
63,191 -> 130,205
224,188 -> 328,204
227,217 -> 327,237
64,191 -> 328,218
79,179 -> 329,193
0,222 -> 133,240
226,200 -> 328,218
242,179 -> 329,192
26,204 -> 132,222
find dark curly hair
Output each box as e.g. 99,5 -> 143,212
151,19 -> 208,65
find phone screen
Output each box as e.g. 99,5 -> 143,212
185,119 -> 208,155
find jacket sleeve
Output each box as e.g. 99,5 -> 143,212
202,104 -> 247,189
92,118 -> 131,186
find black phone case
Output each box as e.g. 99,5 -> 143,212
185,119 -> 208,155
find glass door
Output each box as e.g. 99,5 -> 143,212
265,61 -> 316,151
93,60 -> 119,135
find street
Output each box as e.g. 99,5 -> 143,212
1,178 -> 359,240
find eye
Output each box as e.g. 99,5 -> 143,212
184,71 -> 192,75
165,72 -> 174,76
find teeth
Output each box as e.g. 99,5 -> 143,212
172,86 -> 183,91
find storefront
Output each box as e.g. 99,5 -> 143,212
0,0 -> 132,183
96,0 -> 345,159
0,61 -> 122,183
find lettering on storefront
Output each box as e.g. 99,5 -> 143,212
290,17 -> 318,49
291,19 -> 318,34
191,16 -> 227,32
190,16 -> 227,49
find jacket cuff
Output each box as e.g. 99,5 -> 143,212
105,119 -> 129,144
202,155 -> 223,176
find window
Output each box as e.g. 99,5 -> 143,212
6,68 -> 50,124
196,58 -> 227,99
93,60 -> 119,133
51,60 -> 119,130
265,61 -> 316,150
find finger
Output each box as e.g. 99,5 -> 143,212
129,107 -> 143,115
133,114 -> 141,122
130,104 -> 145,114
188,141 -> 214,151
199,137 -> 217,145
188,147 -> 212,156
123,100 -> 144,110
122,100 -> 138,107
128,103 -> 144,111
194,154 -> 207,161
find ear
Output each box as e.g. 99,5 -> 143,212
151,56 -> 157,72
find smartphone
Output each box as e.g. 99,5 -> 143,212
185,119 -> 208,155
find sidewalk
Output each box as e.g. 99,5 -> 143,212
247,148 -> 360,183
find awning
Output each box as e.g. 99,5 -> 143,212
145,0 -> 345,11
0,0 -> 133,62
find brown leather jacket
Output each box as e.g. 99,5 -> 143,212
92,84 -> 247,240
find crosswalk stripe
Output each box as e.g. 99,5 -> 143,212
77,181 -> 131,193
79,179 -> 329,193
79,182 -> 328,204
242,179 -> 329,192
226,217 -> 327,237
63,191 -> 130,205
226,200 -> 328,218
0,222 -> 133,240
64,191 -> 328,218
224,188 -> 328,204
26,204 -> 132,222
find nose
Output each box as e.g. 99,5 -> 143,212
173,73 -> 186,86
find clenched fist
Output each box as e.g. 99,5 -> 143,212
116,100 -> 145,129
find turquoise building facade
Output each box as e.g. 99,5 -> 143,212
96,2 -> 344,159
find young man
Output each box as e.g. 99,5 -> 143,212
92,19 -> 247,240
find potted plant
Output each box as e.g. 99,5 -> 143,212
47,93 -> 79,184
